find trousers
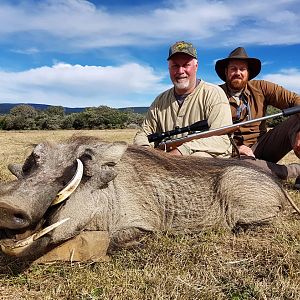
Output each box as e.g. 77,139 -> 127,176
244,114 -> 300,179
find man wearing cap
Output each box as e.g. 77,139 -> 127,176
215,47 -> 300,188
134,41 -> 232,157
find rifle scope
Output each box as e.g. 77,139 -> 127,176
147,119 -> 209,143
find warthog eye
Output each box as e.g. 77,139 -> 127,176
22,154 -> 38,176
80,152 -> 92,162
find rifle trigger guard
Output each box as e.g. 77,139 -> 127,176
163,143 -> 167,152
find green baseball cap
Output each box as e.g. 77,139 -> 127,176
167,41 -> 197,60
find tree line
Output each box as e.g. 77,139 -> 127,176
0,104 -> 283,131
0,104 -> 145,130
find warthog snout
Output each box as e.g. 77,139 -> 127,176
0,202 -> 31,229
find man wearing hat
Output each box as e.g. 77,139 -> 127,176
134,41 -> 232,157
215,47 -> 300,188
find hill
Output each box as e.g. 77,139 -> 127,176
0,103 -> 84,115
0,103 -> 148,115
118,106 -> 148,114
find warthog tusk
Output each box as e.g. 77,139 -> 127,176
33,218 -> 70,241
0,218 -> 70,256
51,159 -> 83,206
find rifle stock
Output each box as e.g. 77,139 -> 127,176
155,106 -> 300,151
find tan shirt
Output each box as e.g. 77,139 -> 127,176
220,80 -> 300,147
134,80 -> 233,157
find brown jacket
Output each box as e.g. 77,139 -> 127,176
220,80 -> 300,147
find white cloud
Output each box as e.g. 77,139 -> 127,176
262,68 -> 300,94
0,0 -> 299,52
0,62 -> 169,107
11,47 -> 40,54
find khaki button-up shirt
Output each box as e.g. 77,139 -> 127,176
134,80 -> 233,157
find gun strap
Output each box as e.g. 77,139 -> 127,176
228,135 -> 241,160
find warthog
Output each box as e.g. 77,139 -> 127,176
0,136 -> 295,259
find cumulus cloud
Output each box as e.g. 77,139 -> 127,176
0,0 -> 299,52
0,62 -> 169,107
262,68 -> 300,94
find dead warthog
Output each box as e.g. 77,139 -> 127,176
0,136 -> 294,259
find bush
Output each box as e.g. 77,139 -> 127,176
266,106 -> 286,127
0,115 -> 5,129
61,114 -> 77,129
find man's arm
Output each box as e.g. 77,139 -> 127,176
133,101 -> 159,147
133,115 -> 156,147
258,80 -> 300,108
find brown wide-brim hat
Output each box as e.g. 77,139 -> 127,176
215,47 -> 261,82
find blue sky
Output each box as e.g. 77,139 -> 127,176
0,0 -> 300,108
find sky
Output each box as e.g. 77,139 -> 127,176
0,0 -> 300,109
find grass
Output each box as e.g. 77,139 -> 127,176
0,129 -> 299,299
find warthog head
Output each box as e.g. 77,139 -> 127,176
0,136 -> 128,258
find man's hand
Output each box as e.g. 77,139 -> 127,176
293,131 -> 300,159
238,145 -> 255,158
167,148 -> 183,156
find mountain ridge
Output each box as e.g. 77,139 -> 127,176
0,103 -> 148,115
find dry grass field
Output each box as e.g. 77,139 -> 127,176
0,129 -> 299,300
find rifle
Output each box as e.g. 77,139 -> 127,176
148,106 -> 300,151
147,119 -> 209,144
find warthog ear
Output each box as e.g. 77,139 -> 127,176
78,141 -> 128,182
99,141 -> 128,166
8,164 -> 24,179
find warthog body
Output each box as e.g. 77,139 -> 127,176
0,136 -> 288,258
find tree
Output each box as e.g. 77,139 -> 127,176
0,115 -> 6,129
61,114 -> 76,129
73,113 -> 87,129
266,106 -> 286,127
4,105 -> 37,130
45,106 -> 65,117
82,106 -> 129,129
40,115 -> 63,130
10,104 -> 37,118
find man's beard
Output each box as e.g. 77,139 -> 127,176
173,78 -> 190,92
228,77 -> 247,91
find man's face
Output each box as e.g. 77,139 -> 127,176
225,59 -> 249,91
168,53 -> 198,94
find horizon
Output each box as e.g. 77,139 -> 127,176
0,0 -> 300,108
0,102 -> 149,110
